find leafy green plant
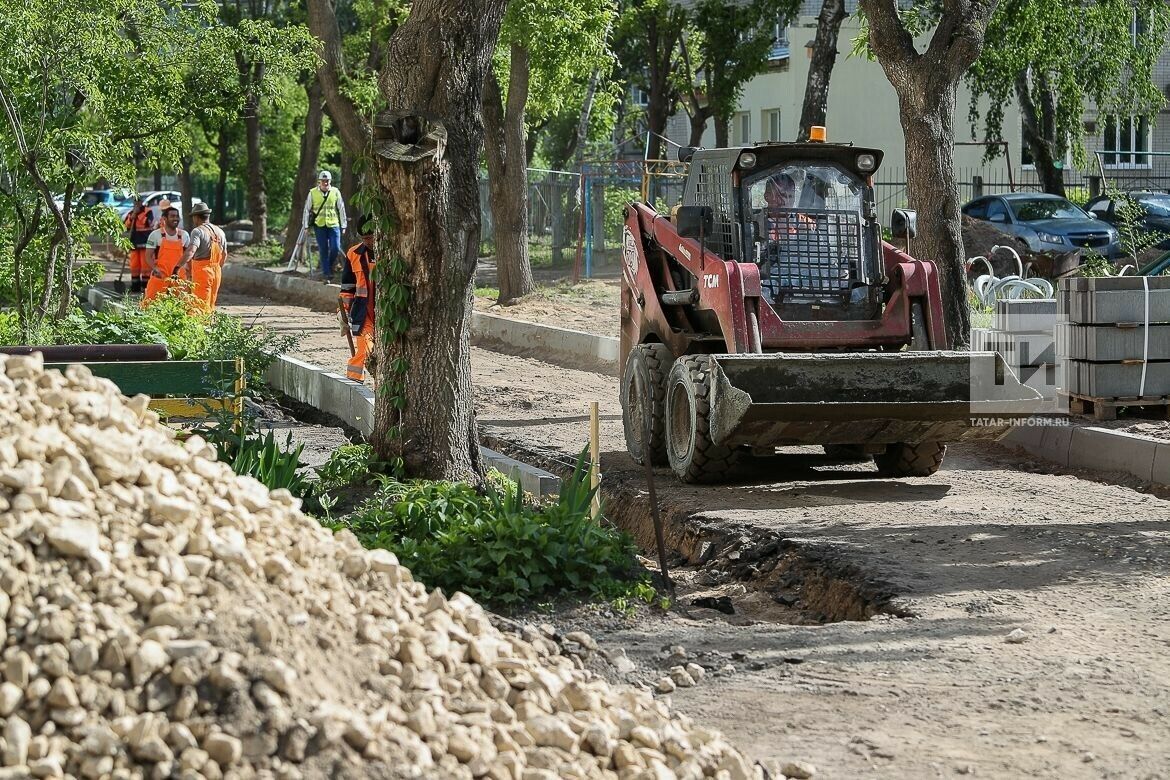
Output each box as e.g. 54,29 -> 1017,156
1106,184 -> 1169,269
331,451 -> 650,607
312,443 -> 375,495
228,429 -> 308,495
1077,253 -> 1118,278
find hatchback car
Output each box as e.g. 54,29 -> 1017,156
962,192 -> 1121,257
1084,191 -> 1170,249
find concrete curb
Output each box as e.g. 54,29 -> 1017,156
265,355 -> 559,497
220,265 -> 620,375
1003,424 -> 1170,486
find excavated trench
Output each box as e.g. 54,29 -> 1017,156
480,433 -> 911,625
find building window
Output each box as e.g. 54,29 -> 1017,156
1103,115 -> 1152,168
768,16 -> 790,61
731,112 -> 751,145
631,85 -> 649,108
763,109 -> 782,142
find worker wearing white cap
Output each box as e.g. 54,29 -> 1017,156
302,170 -> 348,281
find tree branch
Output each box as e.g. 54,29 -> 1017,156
306,0 -> 370,156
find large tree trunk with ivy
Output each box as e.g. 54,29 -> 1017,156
483,44 -> 535,305
861,0 -> 1000,348
284,78 -> 325,262
1016,71 -> 1065,197
370,0 -> 507,481
798,0 -> 847,141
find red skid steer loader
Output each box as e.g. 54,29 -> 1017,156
619,134 -> 1042,483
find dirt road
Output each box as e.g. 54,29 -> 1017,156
219,291 -> 1170,779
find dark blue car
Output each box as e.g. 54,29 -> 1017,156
962,192 -> 1121,258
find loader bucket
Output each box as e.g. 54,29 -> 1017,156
705,351 -> 1048,448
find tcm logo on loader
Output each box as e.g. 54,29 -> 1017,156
703,274 -> 719,289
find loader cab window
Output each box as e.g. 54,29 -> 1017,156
745,162 -> 872,305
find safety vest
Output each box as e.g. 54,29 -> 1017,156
310,188 -> 341,228
154,229 -> 187,275
125,209 -> 155,247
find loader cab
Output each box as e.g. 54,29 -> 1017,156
680,142 -> 886,321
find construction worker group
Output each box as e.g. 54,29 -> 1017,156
124,196 -> 227,312
124,171 -> 377,382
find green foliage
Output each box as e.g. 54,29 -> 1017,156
966,0 -> 1170,181
604,188 -> 641,238
1104,184 -> 1169,269
1077,254 -> 1118,278
312,443 -> 375,495
192,403 -> 310,496
686,0 -> 799,126
332,453 -> 648,607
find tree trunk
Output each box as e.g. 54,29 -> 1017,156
483,44 -> 535,305
1015,71 -> 1065,197
798,0 -> 847,141
215,127 -> 230,217
687,107 -> 711,147
897,84 -> 971,347
306,0 -> 370,158
153,166 -> 162,191
340,153 -> 357,241
371,0 -> 508,481
284,78 -> 325,262
714,116 -> 729,147
860,0 -> 1000,348
178,155 -> 194,231
242,62 -> 268,243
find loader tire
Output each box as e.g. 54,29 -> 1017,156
665,355 -> 741,483
874,441 -> 946,477
621,343 -> 673,466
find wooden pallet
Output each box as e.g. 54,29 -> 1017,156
1062,391 -> 1170,421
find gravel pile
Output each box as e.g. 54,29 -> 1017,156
0,354 -> 763,780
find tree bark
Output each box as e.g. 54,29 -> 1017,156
798,0 -> 847,141
483,44 -> 535,305
178,155 -> 194,231
284,78 -> 325,262
860,0 -> 1000,348
1015,70 -> 1065,197
215,127 -> 231,218
306,0 -> 370,158
714,116 -> 729,147
643,10 -> 683,161
371,0 -> 508,481
242,61 -> 267,242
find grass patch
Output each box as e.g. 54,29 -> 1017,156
322,452 -> 658,609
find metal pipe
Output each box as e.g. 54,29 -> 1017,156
0,344 -> 170,362
661,289 -> 698,305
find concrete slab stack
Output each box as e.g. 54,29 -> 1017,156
1057,276 -> 1170,419
971,298 -> 1056,386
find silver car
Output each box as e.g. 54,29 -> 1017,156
962,192 -> 1121,258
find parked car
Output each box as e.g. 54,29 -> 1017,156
77,189 -> 134,211
135,191 -> 206,221
961,192 -> 1121,258
1083,191 -> 1170,249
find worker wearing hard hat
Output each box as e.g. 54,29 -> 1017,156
340,216 -> 376,382
302,170 -> 348,282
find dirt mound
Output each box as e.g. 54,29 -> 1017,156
0,353 -> 761,779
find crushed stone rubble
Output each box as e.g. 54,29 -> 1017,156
0,353 -> 767,780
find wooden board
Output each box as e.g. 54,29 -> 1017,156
43,360 -> 239,396
148,397 -> 234,419
1062,391 -> 1170,422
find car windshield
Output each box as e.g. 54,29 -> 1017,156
1010,198 -> 1087,221
79,192 -> 109,207
1137,194 -> 1170,218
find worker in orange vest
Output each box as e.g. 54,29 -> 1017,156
122,196 -> 155,293
142,206 -> 191,305
184,202 -> 227,312
340,218 -> 376,382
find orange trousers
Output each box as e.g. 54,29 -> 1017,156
347,329 -> 374,382
190,259 -> 222,313
143,270 -> 183,305
128,248 -> 148,277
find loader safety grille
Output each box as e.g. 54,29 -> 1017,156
692,159 -> 739,261
759,209 -> 863,300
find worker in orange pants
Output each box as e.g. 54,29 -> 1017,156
123,196 -> 155,293
186,202 -> 227,312
142,206 -> 191,305
340,218 -> 376,382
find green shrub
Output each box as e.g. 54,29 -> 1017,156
312,443 -> 374,495
333,454 -> 648,607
